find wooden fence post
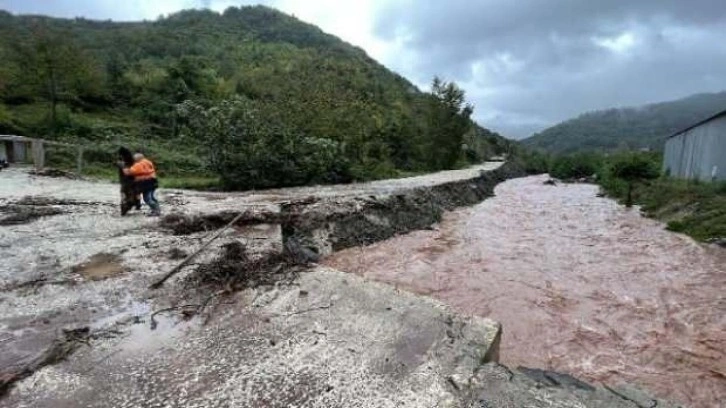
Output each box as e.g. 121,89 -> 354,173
76,147 -> 84,175
31,139 -> 45,171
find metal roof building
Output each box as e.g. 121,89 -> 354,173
663,110 -> 726,181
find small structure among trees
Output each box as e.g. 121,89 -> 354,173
0,135 -> 83,172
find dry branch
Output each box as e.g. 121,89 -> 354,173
149,211 -> 247,289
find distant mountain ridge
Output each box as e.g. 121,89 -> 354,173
522,92 -> 726,154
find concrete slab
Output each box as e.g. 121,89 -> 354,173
2,268 -> 502,408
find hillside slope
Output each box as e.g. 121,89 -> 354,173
0,6 -> 511,188
523,92 -> 726,154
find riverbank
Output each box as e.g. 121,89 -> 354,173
326,175 -> 726,407
608,177 -> 726,243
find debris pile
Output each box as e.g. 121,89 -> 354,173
0,201 -> 66,226
184,241 -> 299,292
160,208 -> 280,235
0,196 -> 111,226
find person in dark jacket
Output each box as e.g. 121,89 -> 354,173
118,147 -> 141,216
122,153 -> 161,216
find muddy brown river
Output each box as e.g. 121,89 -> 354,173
325,175 -> 726,407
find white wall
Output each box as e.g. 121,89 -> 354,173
664,114 -> 726,181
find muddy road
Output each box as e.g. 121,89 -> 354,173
0,168 -> 282,396
1,164 -> 522,408
326,175 -> 726,407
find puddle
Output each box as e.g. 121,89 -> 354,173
72,253 -> 125,281
118,314 -> 189,354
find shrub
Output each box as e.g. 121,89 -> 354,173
177,97 -> 352,190
549,153 -> 601,179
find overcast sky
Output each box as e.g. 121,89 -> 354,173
3,0 -> 726,139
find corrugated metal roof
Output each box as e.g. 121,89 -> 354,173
667,109 -> 726,139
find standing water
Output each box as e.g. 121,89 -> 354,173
325,175 -> 726,407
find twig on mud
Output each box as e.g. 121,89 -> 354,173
504,278 -> 559,295
150,290 -> 229,329
149,304 -> 200,330
282,302 -> 334,317
149,211 -> 248,289
200,290 -> 228,311
199,290 -> 229,326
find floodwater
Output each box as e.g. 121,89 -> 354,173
325,175 -> 726,407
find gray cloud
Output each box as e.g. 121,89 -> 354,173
373,0 -> 726,138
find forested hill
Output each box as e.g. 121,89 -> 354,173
0,6 -> 511,189
522,91 -> 726,154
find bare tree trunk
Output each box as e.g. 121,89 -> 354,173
626,182 -> 633,207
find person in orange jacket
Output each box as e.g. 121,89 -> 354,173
121,153 -> 161,216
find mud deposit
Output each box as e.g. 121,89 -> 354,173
72,253 -> 125,281
325,175 -> 726,407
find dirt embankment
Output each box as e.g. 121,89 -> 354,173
160,161 -> 526,258
282,162 -> 524,257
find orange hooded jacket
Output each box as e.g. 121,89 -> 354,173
124,158 -> 156,181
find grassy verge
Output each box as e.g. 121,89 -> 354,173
549,151 -> 726,243
620,179 -> 726,241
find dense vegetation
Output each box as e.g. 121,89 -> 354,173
523,92 -> 726,154
549,152 -> 726,242
0,7 -> 513,189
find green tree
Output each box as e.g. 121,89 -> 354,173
176,97 -> 350,189
12,25 -> 105,134
425,77 -> 474,170
610,153 -> 660,207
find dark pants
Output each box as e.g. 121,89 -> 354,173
120,173 -> 140,215
136,178 -> 160,214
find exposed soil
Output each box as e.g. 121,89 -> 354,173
72,253 -> 125,281
0,196 -> 111,226
0,205 -> 65,225
281,162 -> 525,256
160,208 -> 282,235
